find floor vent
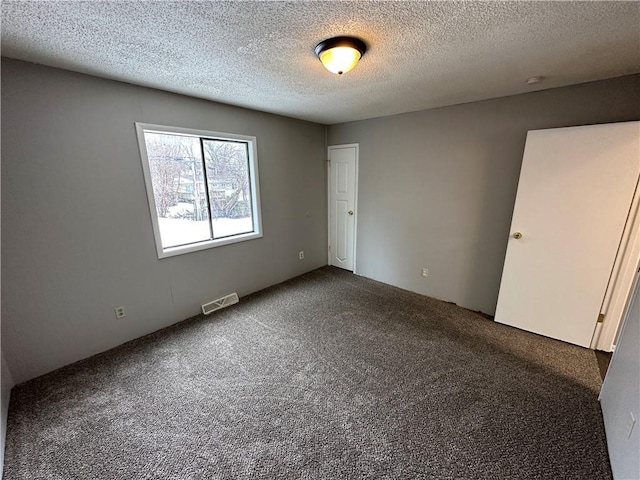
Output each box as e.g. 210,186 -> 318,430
201,293 -> 239,315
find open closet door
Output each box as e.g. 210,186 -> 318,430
494,122 -> 640,347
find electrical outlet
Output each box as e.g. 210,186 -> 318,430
299,251 -> 304,260
421,268 -> 429,278
114,306 -> 126,319
627,412 -> 636,438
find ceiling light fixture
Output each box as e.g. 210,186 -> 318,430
315,36 -> 367,75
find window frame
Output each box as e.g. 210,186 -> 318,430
135,122 -> 263,259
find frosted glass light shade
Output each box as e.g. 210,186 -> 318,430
319,46 -> 362,75
315,36 -> 367,75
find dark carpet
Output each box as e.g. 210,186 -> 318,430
595,350 -> 613,381
3,267 -> 611,479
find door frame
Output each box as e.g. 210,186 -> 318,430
327,143 -> 359,273
593,175 -> 640,351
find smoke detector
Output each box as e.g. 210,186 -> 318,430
526,76 -> 544,86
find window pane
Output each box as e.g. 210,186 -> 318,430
202,139 -> 254,239
144,132 -> 211,248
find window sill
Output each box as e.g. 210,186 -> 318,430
157,231 -> 263,259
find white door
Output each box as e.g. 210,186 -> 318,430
495,122 -> 640,348
328,144 -> 358,271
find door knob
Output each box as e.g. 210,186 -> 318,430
512,232 -> 523,239
348,210 -> 354,216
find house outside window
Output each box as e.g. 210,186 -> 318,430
135,123 -> 263,258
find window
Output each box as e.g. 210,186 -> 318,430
135,123 -> 262,258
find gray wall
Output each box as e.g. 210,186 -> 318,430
1,59 -> 327,384
328,75 -> 640,315
600,274 -> 640,479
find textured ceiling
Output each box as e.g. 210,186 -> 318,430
2,1 -> 639,124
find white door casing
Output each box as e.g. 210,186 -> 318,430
495,122 -> 640,348
328,144 -> 358,271
593,174 -> 640,351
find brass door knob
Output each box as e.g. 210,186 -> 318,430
348,210 -> 354,216
512,232 -> 523,239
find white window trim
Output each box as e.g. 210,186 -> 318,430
135,122 -> 263,259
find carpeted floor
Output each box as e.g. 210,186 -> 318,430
3,267 -> 611,479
